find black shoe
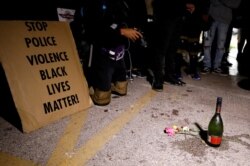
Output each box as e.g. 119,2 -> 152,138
146,74 -> 154,85
178,79 -> 186,85
212,67 -> 223,74
174,73 -> 183,80
221,60 -> 232,67
220,68 -> 229,76
191,73 -> 201,80
200,67 -> 211,74
164,77 -> 186,86
152,81 -> 163,92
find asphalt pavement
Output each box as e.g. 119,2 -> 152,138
1,67 -> 250,166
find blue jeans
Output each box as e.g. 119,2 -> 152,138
203,21 -> 229,69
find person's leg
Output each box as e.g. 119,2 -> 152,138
221,23 -> 233,66
150,22 -> 167,91
202,22 -> 217,72
164,18 -> 185,85
237,27 -> 247,61
238,25 -> 250,77
224,24 -> 233,55
91,49 -> 113,106
189,53 -> 201,80
164,18 -> 181,78
152,45 -> 165,91
112,59 -> 128,96
175,52 -> 184,79
213,22 -> 229,70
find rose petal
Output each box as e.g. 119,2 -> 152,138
165,127 -> 175,136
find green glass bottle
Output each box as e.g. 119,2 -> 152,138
207,97 -> 224,147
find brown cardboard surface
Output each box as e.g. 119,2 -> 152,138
0,21 -> 92,133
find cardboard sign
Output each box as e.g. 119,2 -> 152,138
0,21 -> 92,133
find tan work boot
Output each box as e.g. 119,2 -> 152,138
111,81 -> 128,96
91,88 -> 111,106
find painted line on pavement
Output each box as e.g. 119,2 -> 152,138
47,110 -> 88,166
0,152 -> 37,166
61,90 -> 157,166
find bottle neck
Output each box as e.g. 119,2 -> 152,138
215,98 -> 222,113
216,104 -> 221,113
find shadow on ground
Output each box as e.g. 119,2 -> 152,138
238,78 -> 250,91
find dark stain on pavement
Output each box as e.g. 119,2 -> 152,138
173,137 -> 207,157
172,109 -> 179,116
224,134 -> 250,150
173,137 -> 229,157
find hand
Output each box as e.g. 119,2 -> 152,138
120,28 -> 143,41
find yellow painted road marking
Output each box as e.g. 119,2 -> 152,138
0,90 -> 156,166
60,90 -> 157,166
47,110 -> 88,166
0,152 -> 37,166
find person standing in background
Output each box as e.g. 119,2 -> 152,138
84,0 -> 143,106
175,0 -> 205,81
150,0 -> 187,92
237,0 -> 249,78
123,0 -> 149,79
236,0 -> 248,62
201,0 -> 241,75
220,0 -> 245,69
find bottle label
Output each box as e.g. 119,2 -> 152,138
208,135 -> 222,145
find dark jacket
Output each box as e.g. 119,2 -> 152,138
85,0 -> 131,48
152,0 -> 186,21
181,4 -> 204,38
209,0 -> 241,24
